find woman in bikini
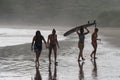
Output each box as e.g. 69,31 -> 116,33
31,30 -> 47,66
76,27 -> 89,61
47,29 -> 60,65
90,28 -> 101,59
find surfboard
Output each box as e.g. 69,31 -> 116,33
64,21 -> 96,36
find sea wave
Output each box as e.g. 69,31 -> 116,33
0,28 -> 66,47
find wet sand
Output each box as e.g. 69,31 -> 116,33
0,28 -> 120,80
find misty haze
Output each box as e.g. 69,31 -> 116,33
0,1 -> 120,80
0,0 -> 120,28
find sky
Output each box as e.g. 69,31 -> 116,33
0,0 -> 120,28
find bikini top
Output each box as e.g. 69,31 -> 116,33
79,34 -> 85,41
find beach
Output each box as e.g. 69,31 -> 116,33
0,28 -> 120,80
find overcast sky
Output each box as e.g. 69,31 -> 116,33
0,0 -> 120,28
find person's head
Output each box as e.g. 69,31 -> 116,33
80,27 -> 84,34
36,30 -> 41,37
52,29 -> 56,35
94,28 -> 98,33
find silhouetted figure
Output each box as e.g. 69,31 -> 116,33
76,27 -> 89,61
48,64 -> 57,80
31,30 -> 47,66
78,62 -> 85,80
47,29 -> 60,65
90,28 -> 101,59
91,59 -> 97,79
34,65 -> 42,80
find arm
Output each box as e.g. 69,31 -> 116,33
47,35 -> 50,48
84,27 -> 89,35
42,36 -> 47,48
97,39 -> 101,41
76,29 -> 79,35
56,35 -> 60,48
47,35 -> 50,44
31,36 -> 35,51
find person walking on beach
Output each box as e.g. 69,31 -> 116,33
31,30 -> 47,66
90,28 -> 101,59
47,29 -> 60,65
76,27 -> 89,61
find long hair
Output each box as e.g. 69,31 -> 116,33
36,30 -> 41,36
35,30 -> 41,41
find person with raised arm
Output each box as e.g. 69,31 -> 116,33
76,27 -> 89,61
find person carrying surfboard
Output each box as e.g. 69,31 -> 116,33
47,29 -> 60,65
76,27 -> 89,61
90,28 -> 101,59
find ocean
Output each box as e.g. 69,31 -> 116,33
0,28 -> 120,80
0,28 -> 66,47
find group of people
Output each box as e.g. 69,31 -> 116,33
31,29 -> 59,66
31,27 -> 100,66
76,27 -> 100,61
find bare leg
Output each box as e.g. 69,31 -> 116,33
78,51 -> 81,61
35,50 -> 41,66
78,46 -> 84,61
90,50 -> 95,58
81,46 -> 85,60
78,43 -> 80,61
53,46 -> 57,65
35,53 -> 37,65
37,51 -> 41,66
91,43 -> 96,58
94,45 -> 97,59
35,51 -> 39,66
91,42 -> 97,59
49,48 -> 52,64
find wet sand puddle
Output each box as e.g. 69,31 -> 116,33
0,36 -> 120,80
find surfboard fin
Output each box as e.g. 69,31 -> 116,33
94,20 -> 97,27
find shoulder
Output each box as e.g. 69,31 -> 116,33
33,36 -> 36,40
49,34 -> 52,37
55,34 -> 57,36
33,36 -> 36,39
48,34 -> 52,38
41,35 -> 44,38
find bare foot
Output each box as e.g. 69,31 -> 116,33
94,57 -> 97,59
90,54 -> 92,57
82,58 -> 85,61
55,62 -> 58,66
78,59 -> 81,62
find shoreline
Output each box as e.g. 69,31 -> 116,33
0,29 -> 120,80
0,27 -> 120,49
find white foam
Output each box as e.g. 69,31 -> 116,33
0,28 -> 66,47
